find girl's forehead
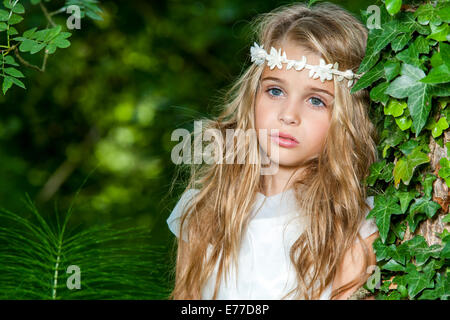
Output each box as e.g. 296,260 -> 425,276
260,65 -> 335,95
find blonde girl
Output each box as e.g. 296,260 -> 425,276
167,2 -> 380,300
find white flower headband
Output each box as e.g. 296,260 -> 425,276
250,42 -> 361,87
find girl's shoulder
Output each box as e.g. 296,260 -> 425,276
359,195 -> 377,240
166,188 -> 201,241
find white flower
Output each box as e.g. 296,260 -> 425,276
267,47 -> 284,70
308,59 -> 333,82
286,56 -> 306,71
343,69 -> 354,79
250,42 -> 267,65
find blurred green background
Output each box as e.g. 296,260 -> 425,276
0,0 -> 375,297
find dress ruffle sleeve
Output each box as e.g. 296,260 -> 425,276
166,188 -> 200,242
358,196 -> 378,239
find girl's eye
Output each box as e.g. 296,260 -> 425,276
309,96 -> 326,108
266,87 -> 284,98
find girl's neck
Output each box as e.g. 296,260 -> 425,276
260,165 -> 306,197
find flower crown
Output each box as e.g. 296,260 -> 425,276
250,42 -> 361,87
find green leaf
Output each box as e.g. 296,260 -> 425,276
382,259 -> 405,271
23,27 -> 38,39
7,26 -> 17,35
395,116 -> 413,131
351,61 -> 384,93
410,197 -> 442,219
52,37 -> 71,49
30,42 -> 46,55
367,195 -> 403,243
404,262 -> 435,299
396,42 -> 425,69
370,81 -> 390,105
384,60 -> 401,81
9,76 -> 25,89
19,39 -> 38,52
45,43 -> 57,54
0,9 -> 9,21
4,67 -> 24,78
398,139 -> 419,156
431,117 -> 449,138
438,157 -> 450,186
421,64 -> 450,84
443,213 -> 450,223
2,76 -> 13,94
4,55 -> 19,66
386,64 -> 435,136
422,173 -> 437,198
384,99 -> 407,117
395,190 -> 416,213
385,0 -> 402,16
419,273 -> 450,300
0,22 -> 7,31
391,31 -> 413,52
427,23 -> 450,42
8,14 -> 23,25
415,3 -> 443,26
393,147 -> 430,187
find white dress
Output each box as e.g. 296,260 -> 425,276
166,188 -> 378,300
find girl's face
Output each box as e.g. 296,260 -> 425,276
255,41 -> 334,168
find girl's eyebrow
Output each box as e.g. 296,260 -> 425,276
261,76 -> 334,98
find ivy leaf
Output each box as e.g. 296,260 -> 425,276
427,23 -> 449,42
367,195 -> 403,243
391,31 -> 413,52
370,81 -> 390,105
443,214 -> 450,223
384,99 -> 407,117
392,220 -> 407,241
384,60 -> 401,81
398,139 -> 419,156
395,115 -> 413,131
386,63 -> 435,136
351,61 -> 384,93
410,197 -> 442,219
395,190 -> 416,213
385,0 -> 402,16
393,147 -> 430,187
419,273 -> 450,300
438,157 -> 450,186
382,259 -> 405,271
421,63 -> 450,84
421,173 -> 437,198
404,235 -> 441,267
441,241 -> 450,259
404,262 -> 435,299
421,42 -> 450,84
415,3 -> 443,26
373,238 -> 390,261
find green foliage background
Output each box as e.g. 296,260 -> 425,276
355,0 -> 449,300
1,0 -> 447,299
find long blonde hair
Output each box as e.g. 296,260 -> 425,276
169,2 -> 378,300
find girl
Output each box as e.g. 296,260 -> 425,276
167,2 -> 380,300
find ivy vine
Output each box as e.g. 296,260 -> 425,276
354,0 -> 450,300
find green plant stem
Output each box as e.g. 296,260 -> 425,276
40,2 -> 57,27
14,48 -> 48,72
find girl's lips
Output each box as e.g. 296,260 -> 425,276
270,135 -> 299,148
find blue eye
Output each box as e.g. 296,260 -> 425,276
267,87 -> 284,97
309,97 -> 326,108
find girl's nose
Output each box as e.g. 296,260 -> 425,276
279,101 -> 300,125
